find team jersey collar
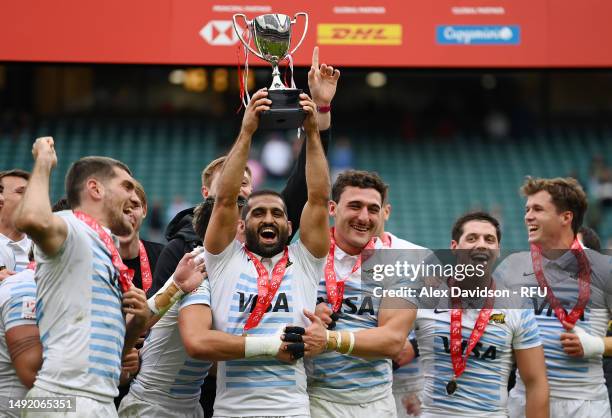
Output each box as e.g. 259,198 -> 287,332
247,246 -> 288,270
333,236 -> 381,262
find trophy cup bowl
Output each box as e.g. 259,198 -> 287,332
233,13 -> 308,130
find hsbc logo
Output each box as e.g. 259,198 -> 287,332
199,20 -> 241,46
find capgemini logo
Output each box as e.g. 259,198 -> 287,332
436,25 -> 520,45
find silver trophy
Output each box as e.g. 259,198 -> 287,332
233,13 -> 308,129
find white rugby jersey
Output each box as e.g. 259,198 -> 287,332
385,232 -> 426,394
127,280 -> 213,410
204,239 -> 325,417
497,249 -> 612,401
416,308 -> 541,417
306,239 -> 396,404
0,234 -> 31,273
33,211 -> 125,403
0,245 -> 16,272
0,269 -> 36,417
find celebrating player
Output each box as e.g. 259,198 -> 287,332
181,88 -> 330,417
503,177 -> 612,418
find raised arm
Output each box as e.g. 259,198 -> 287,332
298,94 -> 331,259
204,89 -> 270,255
14,137 -> 67,256
282,46 -> 338,242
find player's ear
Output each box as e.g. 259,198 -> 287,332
328,200 -> 337,217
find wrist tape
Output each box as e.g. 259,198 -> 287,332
572,325 -> 604,358
245,336 -> 283,357
147,280 -> 185,317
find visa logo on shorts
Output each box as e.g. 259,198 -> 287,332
317,24 -> 402,45
436,25 -> 520,45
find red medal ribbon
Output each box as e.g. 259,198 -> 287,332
74,211 -> 133,293
530,238 -> 590,327
139,240 -> 152,293
448,278 -> 495,381
243,246 -> 289,332
324,227 -> 376,312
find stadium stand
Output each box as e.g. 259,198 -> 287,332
2,119 -> 610,248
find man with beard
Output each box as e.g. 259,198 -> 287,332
403,212 -> 548,418
303,170 -> 416,418
13,138 -> 196,417
0,169 -> 31,276
501,177 -> 612,418
178,89 -> 330,417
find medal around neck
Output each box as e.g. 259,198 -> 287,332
446,378 -> 457,395
233,13 -> 308,130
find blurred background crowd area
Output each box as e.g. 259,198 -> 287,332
1,64 -> 611,249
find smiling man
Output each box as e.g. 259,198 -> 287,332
14,139 -> 153,417
501,177 -> 612,418
180,89 -> 331,417
305,170 -> 416,418
0,170 -> 31,275
408,212 -> 548,418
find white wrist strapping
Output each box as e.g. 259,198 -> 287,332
146,274 -> 185,316
245,336 -> 283,358
572,325 -> 605,358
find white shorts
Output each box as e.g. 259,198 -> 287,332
310,394 -> 397,418
508,389 -> 612,418
118,391 -> 204,418
393,390 -> 422,418
21,386 -> 117,418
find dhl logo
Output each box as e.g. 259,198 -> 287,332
317,24 -> 402,45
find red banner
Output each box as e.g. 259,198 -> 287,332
0,0 -> 610,67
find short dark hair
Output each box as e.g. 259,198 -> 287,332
520,177 -> 587,235
65,156 -> 131,207
332,170 -> 387,204
52,197 -> 71,212
242,190 -> 287,219
578,226 -> 601,252
0,169 -> 30,184
192,196 -> 248,239
451,211 -> 502,243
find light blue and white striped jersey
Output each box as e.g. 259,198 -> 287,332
497,250 -> 612,401
127,279 -> 212,411
393,332 -> 423,394
416,308 -> 541,417
0,234 -> 31,273
204,240 -> 325,417
386,233 -> 426,395
33,211 -> 125,403
306,240 -> 395,404
0,269 -> 36,417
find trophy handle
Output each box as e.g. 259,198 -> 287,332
232,14 -> 265,60
289,12 -> 309,56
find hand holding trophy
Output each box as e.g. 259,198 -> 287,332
233,13 -> 309,130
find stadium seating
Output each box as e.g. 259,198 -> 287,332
1,119 -> 610,248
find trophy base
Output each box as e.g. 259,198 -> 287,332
259,89 -> 306,130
